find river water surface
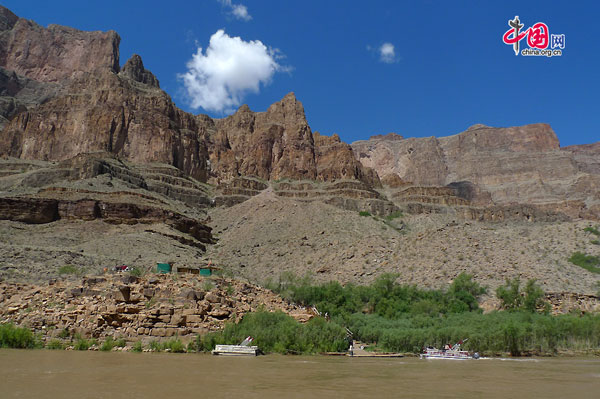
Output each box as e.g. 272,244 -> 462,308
1,350 -> 599,398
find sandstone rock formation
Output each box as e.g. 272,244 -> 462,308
0,61 -> 211,180
2,4 -> 597,223
206,94 -> 379,186
0,6 -> 380,194
0,6 -> 120,82
352,124 -> 600,220
0,274 -> 311,343
119,54 -> 159,88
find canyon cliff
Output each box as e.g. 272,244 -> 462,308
0,4 -> 599,222
352,124 -> 600,219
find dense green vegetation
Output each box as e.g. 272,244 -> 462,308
267,272 -> 485,318
0,323 -> 41,349
73,337 -> 97,351
2,271 -> 599,357
46,339 -> 65,350
197,310 -> 348,354
496,277 -> 549,312
342,311 -> 600,356
568,251 -> 600,274
253,273 -> 600,356
147,338 -> 186,353
132,341 -> 143,352
99,337 -> 127,351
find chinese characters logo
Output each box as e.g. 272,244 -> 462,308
502,16 -> 565,57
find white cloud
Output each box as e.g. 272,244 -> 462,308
179,30 -> 283,113
231,4 -> 251,21
218,0 -> 252,21
379,42 -> 396,63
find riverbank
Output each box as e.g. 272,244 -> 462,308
2,273 -> 600,357
0,273 -> 313,346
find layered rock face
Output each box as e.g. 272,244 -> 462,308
353,124 -> 600,219
0,5 -> 598,222
206,94 -> 379,186
0,13 -> 210,180
0,274 -> 312,342
0,6 -> 379,192
0,7 -> 120,82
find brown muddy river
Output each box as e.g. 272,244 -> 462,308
1,350 -> 599,398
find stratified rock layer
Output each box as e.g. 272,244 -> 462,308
0,3 -> 598,224
352,124 -> 600,219
0,6 -> 120,82
0,6 -> 379,190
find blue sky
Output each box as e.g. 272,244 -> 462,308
4,1 -> 599,146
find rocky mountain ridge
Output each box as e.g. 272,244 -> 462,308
0,6 -> 376,191
0,5 -> 599,300
352,124 -> 600,220
2,4 -> 598,223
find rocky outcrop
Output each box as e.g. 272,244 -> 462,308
0,197 -> 59,223
353,124 -> 600,220
0,196 -> 213,246
392,186 -> 469,206
272,179 -> 398,216
0,5 -> 598,223
313,132 -> 380,187
562,142 -> 600,175
119,54 -> 159,88
0,6 -> 120,82
545,292 -> 600,315
0,67 -> 60,130
0,67 -> 211,180
206,94 -> 379,186
0,274 -> 311,342
380,173 -> 410,188
0,7 -> 379,189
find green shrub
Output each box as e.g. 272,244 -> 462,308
343,311 -> 600,355
199,311 -> 347,354
129,267 -> 143,277
0,324 -> 38,349
58,265 -> 79,275
523,279 -> 548,313
584,226 -> 600,236
73,338 -> 91,351
187,340 -> 198,352
132,341 -> 143,352
447,273 -> 486,312
496,277 -> 523,310
149,341 -> 162,351
163,339 -> 186,353
358,211 -> 371,217
568,251 -> 600,273
496,278 -> 548,313
46,339 -> 65,350
100,337 -> 116,351
267,272 -> 485,319
252,273 -> 599,356
58,328 -> 70,339
385,211 -> 404,221
591,240 -> 600,245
